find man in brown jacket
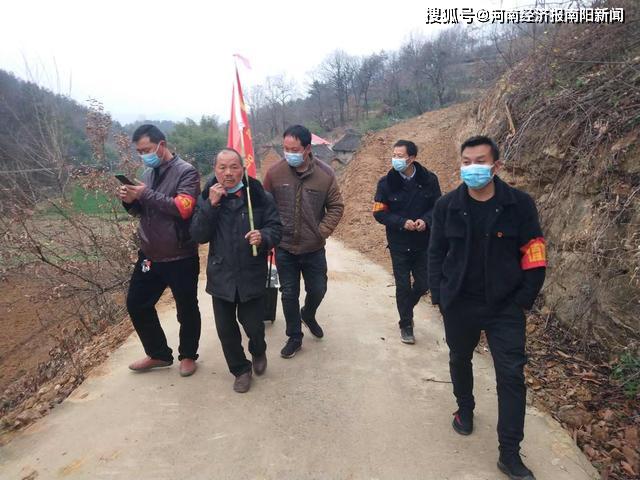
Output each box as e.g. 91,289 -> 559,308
263,125 -> 344,358
118,124 -> 202,377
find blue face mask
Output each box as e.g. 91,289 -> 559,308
226,181 -> 244,194
392,157 -> 407,172
284,151 -> 305,168
140,144 -> 162,168
461,164 -> 494,189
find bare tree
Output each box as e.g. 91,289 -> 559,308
306,77 -> 335,130
320,50 -> 356,125
245,85 -> 269,144
400,34 -> 431,114
382,51 -> 403,113
264,74 -> 297,132
356,52 -> 386,119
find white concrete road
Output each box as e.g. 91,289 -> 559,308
0,239 -> 597,480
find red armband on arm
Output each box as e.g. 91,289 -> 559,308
174,194 -> 196,220
520,237 -> 547,270
373,202 -> 389,213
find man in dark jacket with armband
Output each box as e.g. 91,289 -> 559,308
373,140 -> 441,344
190,148 -> 282,393
118,124 -> 202,377
428,136 -> 546,480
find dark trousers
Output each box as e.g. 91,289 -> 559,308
212,293 -> 266,377
442,299 -> 527,454
126,253 -> 201,362
389,248 -> 429,329
276,247 -> 328,341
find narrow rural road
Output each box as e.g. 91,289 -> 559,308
0,239 -> 597,480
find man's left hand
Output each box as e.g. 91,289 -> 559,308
415,219 -> 427,232
120,181 -> 146,203
245,230 -> 262,246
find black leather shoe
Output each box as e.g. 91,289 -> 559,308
400,327 -> 415,344
452,409 -> 474,435
497,453 -> 536,480
301,308 -> 324,338
252,354 -> 267,375
233,371 -> 252,393
280,338 -> 302,358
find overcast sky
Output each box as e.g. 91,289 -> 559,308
2,0 -> 522,124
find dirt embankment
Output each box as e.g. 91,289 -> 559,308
335,94 -> 639,479
467,19 -> 640,354
337,8 -> 640,354
334,10 -> 640,476
0,268 -> 134,440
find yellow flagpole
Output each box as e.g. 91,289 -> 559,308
234,63 -> 258,257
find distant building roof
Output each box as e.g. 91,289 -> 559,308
260,144 -> 283,157
332,131 -> 362,152
311,144 -> 336,164
311,133 -> 331,145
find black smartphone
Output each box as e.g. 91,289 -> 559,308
115,174 -> 136,185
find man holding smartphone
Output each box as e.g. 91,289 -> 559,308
117,124 -> 202,377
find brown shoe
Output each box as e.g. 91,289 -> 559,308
233,371 -> 252,393
179,358 -> 197,377
252,354 -> 267,376
128,356 -> 172,372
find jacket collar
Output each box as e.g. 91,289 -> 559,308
156,154 -> 178,175
450,175 -> 516,210
386,161 -> 431,192
289,152 -> 316,180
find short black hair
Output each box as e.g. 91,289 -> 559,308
283,124 -> 312,148
393,140 -> 418,157
460,135 -> 500,161
132,124 -> 166,144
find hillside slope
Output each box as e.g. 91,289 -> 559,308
466,9 -> 640,352
336,6 -> 639,353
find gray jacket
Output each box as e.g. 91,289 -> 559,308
124,155 -> 200,262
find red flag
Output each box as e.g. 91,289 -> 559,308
227,65 -> 256,178
233,53 -> 252,70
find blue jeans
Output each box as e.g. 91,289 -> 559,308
276,247 -> 328,341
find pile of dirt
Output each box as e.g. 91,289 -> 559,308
0,250 -> 206,439
0,265 -> 138,440
0,273 -> 71,394
0,319 -> 132,443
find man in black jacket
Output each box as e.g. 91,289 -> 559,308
373,140 -> 441,344
428,136 -> 546,480
190,149 -> 282,393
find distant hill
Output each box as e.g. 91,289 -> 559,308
0,69 -> 130,170
0,69 -> 92,167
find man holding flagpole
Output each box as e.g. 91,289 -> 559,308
263,125 -> 344,359
190,148 -> 282,393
